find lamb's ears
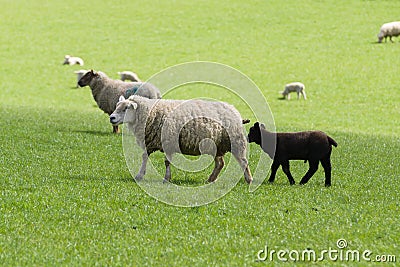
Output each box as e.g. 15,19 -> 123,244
90,69 -> 94,74
119,95 -> 126,102
254,122 -> 260,128
128,102 -> 138,110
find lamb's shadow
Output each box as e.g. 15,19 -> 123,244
73,130 -> 115,136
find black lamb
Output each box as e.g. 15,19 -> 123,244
247,122 -> 337,187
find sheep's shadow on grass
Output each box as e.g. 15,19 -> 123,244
73,130 -> 114,136
67,174 -> 109,182
117,176 -> 208,186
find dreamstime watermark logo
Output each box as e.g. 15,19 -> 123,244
257,238 -> 397,263
121,61 -> 275,207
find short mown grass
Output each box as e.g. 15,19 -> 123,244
1,0 -> 399,266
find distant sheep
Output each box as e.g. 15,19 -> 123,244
63,55 -> 84,66
118,71 -> 141,82
78,70 -> 161,133
109,95 -> 253,184
377,21 -> 400,43
247,122 -> 337,187
74,70 -> 88,88
281,82 -> 306,100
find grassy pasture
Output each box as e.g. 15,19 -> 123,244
0,0 -> 399,266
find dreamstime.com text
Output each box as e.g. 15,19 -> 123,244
257,239 -> 397,263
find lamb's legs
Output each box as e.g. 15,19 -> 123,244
281,160 -> 296,185
163,154 -> 172,183
302,90 -> 307,100
320,156 -> 332,187
113,125 -> 119,134
268,160 -> 280,183
232,154 -> 253,184
299,160 -> 319,185
135,152 -> 148,180
207,156 -> 224,183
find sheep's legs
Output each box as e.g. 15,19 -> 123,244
302,90 -> 307,100
113,125 -> 120,134
281,160 -> 296,185
207,156 -> 224,183
268,160 -> 280,183
163,154 -> 172,183
320,156 -> 332,187
232,155 -> 253,184
135,152 -> 148,181
299,160 -> 319,185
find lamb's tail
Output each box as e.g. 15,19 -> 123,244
328,136 -> 338,147
242,119 -> 250,124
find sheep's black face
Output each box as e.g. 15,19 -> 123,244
78,70 -> 96,87
247,122 -> 262,145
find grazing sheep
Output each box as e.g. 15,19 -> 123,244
78,70 -> 161,133
118,71 -> 141,82
281,82 -> 306,100
247,122 -> 337,187
377,21 -> 400,43
74,70 -> 88,88
109,95 -> 253,184
63,55 -> 84,66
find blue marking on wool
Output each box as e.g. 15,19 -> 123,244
124,85 -> 140,98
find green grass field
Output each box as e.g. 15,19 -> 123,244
1,0 -> 399,266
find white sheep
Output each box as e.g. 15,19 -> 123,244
118,71 -> 141,82
109,95 -> 253,184
377,21 -> 400,43
78,70 -> 161,133
63,55 -> 84,66
281,82 -> 306,100
74,70 -> 88,88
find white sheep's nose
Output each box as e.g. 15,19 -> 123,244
109,115 -> 116,123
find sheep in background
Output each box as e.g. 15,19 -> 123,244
78,70 -> 161,133
118,71 -> 141,82
63,55 -> 84,66
247,122 -> 337,187
377,21 -> 400,43
281,82 -> 306,100
74,70 -> 88,88
109,95 -> 253,184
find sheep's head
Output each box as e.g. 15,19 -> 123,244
109,96 -> 138,126
247,122 -> 264,144
63,55 -> 71,65
78,70 -> 98,87
377,34 -> 384,43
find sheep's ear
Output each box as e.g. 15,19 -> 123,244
254,122 -> 260,128
119,95 -> 126,102
260,123 -> 266,129
90,69 -> 94,74
128,102 -> 138,110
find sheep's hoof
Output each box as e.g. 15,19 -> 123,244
325,183 -> 331,187
163,178 -> 170,184
289,182 -> 296,186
